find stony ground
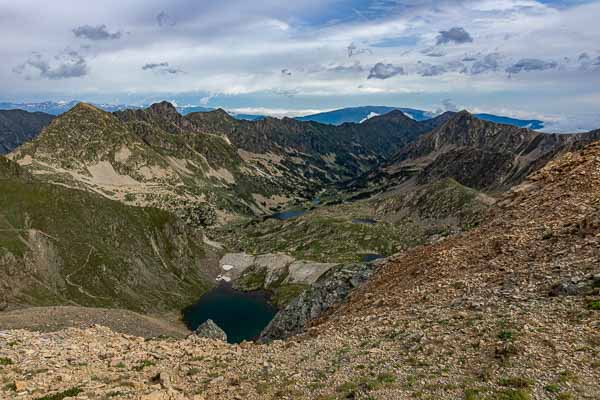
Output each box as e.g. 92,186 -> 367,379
0,307 -> 189,339
1,144 -> 599,399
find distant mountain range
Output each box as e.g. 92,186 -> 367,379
0,100 -> 212,117
297,106 -> 545,130
0,101 -> 545,130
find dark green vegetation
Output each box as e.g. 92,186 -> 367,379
34,387 -> 82,400
0,158 -> 215,312
333,372 -> 398,399
0,357 -> 14,366
0,109 -> 53,154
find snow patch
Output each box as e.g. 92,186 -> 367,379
360,112 -> 380,123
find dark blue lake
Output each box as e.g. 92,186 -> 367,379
182,283 -> 277,344
362,253 -> 385,262
272,209 -> 307,220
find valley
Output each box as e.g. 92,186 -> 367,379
0,103 -> 598,400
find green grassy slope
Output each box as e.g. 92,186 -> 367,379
213,178 -> 492,263
0,158 -> 216,312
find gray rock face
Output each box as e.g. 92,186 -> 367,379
259,262 -> 377,342
193,319 -> 227,341
549,274 -> 600,297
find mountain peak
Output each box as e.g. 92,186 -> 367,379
148,101 -> 179,116
379,109 -> 410,119
188,108 -> 235,123
212,108 -> 233,118
362,109 -> 419,126
69,102 -> 103,114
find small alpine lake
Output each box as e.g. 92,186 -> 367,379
361,253 -> 385,262
271,209 -> 307,220
352,218 -> 377,225
182,283 -> 277,344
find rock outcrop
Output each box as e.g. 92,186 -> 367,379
259,262 -> 379,342
193,319 -> 227,341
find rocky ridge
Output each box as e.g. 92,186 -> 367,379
7,102 -> 449,223
350,110 -> 600,195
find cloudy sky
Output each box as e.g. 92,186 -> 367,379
1,0 -> 599,131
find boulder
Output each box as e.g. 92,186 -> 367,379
193,319 -> 227,341
549,274 -> 600,297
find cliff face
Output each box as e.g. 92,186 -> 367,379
259,262 -> 377,342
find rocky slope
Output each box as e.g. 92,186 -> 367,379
349,110 -> 600,195
0,156 -> 218,313
0,109 -> 53,154
0,306 -> 189,338
8,102 -> 450,223
1,130 -> 597,400
8,103 -> 301,221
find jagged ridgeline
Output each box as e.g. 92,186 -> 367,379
0,156 -> 217,311
345,110 -> 600,195
8,102 -> 449,222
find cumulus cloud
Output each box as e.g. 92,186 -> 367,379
436,27 -> 473,45
156,11 -> 176,27
142,62 -> 169,70
578,52 -> 590,61
141,62 -> 182,74
368,62 -> 405,79
417,62 -> 447,77
506,58 -> 558,75
347,42 -> 372,58
13,50 -> 88,80
576,52 -> 600,71
442,99 -> 458,112
470,53 -> 502,75
414,60 -> 468,77
421,48 -> 446,57
328,61 -> 365,73
72,24 -> 121,40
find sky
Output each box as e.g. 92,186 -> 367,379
0,0 -> 599,131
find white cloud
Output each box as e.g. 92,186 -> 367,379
0,0 -> 599,130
